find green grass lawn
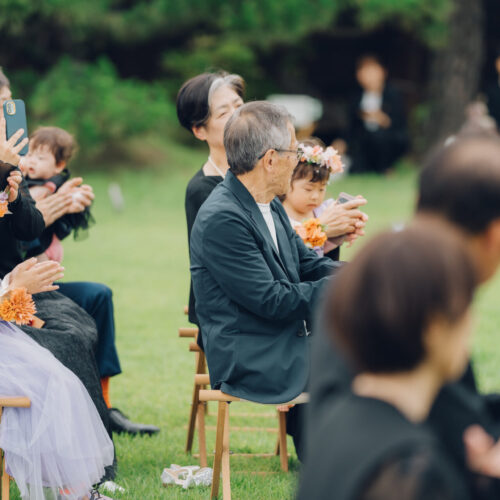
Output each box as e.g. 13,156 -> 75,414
9,141 -> 500,499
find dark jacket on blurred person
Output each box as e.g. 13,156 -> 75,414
298,392 -> 470,500
486,81 -> 500,129
347,84 -> 409,174
190,171 -> 338,404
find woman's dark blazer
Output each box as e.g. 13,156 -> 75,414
190,171 -> 339,404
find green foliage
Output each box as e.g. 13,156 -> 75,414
353,0 -> 452,47
1,0 -> 457,160
29,57 -> 175,160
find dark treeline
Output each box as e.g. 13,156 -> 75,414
0,0 -> 497,162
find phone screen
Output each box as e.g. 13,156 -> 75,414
337,192 -> 355,204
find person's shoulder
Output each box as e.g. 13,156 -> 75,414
193,183 -> 241,231
186,168 -> 221,193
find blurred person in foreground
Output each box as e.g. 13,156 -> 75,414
307,133 -> 500,498
335,54 -> 409,174
298,221 -> 477,500
190,101 -> 340,459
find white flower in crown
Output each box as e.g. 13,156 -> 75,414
298,144 -> 344,174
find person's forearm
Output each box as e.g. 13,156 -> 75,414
10,192 -> 45,240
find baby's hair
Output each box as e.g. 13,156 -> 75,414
30,127 -> 77,165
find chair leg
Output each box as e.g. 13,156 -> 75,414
0,407 -> 9,500
197,401 -> 208,467
278,410 -> 289,473
221,406 -> 231,499
186,352 -> 205,454
210,402 -> 228,499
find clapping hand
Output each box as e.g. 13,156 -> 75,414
5,168 -> 23,202
464,424 -> 500,478
58,177 -> 94,213
9,258 -> 64,295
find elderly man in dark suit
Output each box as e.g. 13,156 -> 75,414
190,101 -> 339,458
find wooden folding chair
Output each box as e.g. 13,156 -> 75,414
199,388 -> 309,500
179,326 -> 210,465
0,396 -> 31,500
180,308 -> 289,469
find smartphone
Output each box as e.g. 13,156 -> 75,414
337,192 -> 355,204
3,99 -> 28,156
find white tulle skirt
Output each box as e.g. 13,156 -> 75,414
0,320 -> 114,500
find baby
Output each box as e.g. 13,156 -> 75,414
281,140 -> 368,259
21,126 -> 93,262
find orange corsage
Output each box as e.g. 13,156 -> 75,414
0,288 -> 37,325
0,190 -> 9,218
295,218 -> 327,248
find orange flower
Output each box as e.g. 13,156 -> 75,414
0,288 -> 37,325
0,200 -> 8,218
295,218 -> 327,248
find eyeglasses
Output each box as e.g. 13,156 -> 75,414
257,148 -> 301,160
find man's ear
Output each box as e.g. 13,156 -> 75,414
192,125 -> 208,142
261,149 -> 276,172
55,160 -> 66,173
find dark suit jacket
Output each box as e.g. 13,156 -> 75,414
190,171 -> 339,404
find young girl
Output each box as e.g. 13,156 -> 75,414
281,140 -> 368,259
0,259 -> 114,500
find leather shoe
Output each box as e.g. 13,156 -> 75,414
108,407 -> 160,436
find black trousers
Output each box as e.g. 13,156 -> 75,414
286,403 -> 307,462
58,281 -> 122,378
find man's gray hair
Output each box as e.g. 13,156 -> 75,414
224,101 -> 294,175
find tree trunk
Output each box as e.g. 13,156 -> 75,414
420,0 -> 484,152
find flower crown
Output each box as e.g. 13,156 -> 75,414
298,144 -> 344,175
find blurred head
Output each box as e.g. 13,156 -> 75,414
327,221 -> 477,383
24,127 -> 76,180
280,138 -> 329,212
224,101 -> 297,196
417,135 -> 500,282
356,55 -> 387,92
176,71 -> 245,150
0,68 -> 12,106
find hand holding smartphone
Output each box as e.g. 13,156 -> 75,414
3,99 -> 29,156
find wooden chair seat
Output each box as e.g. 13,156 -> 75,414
199,389 -> 309,499
0,396 -> 31,500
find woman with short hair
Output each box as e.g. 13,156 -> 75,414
178,71 -> 245,330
